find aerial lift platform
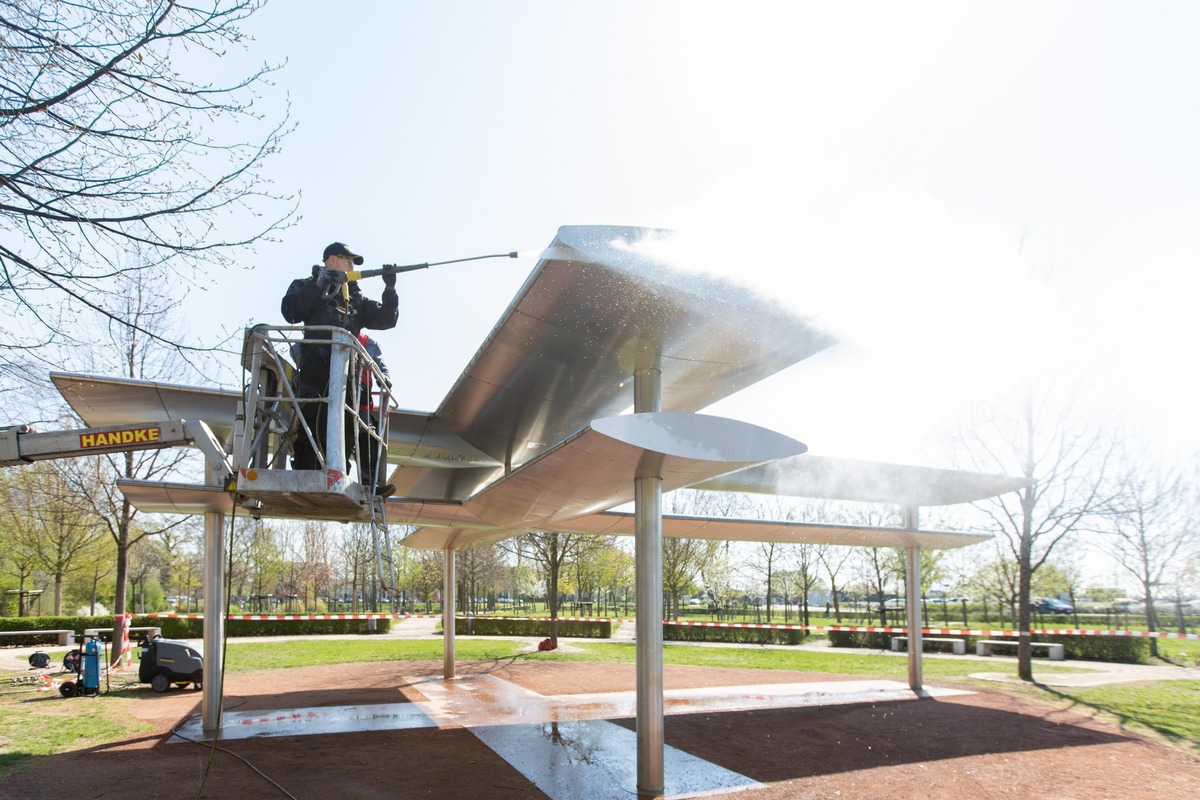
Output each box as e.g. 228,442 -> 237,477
3,325 -> 399,580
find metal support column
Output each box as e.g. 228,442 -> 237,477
202,462 -> 227,736
633,366 -> 664,796
443,545 -> 456,680
903,505 -> 923,693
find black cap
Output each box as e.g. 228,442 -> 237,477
323,242 -> 364,266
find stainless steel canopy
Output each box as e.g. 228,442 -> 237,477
53,224 -> 1023,545
45,223 -> 1032,796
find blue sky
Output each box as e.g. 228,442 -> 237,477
181,1 -> 1200,467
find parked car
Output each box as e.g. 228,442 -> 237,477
1030,598 -> 1074,614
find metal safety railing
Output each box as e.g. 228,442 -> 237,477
234,324 -> 395,486
233,324 -> 400,596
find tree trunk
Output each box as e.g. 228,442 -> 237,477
53,571 -> 64,615
548,566 -> 560,648
1144,594 -> 1160,658
1017,512 -> 1034,682
91,569 -> 100,616
109,488 -> 135,667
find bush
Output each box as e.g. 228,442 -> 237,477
828,630 -> 894,650
146,616 -> 391,639
0,614 -> 391,645
1035,633 -> 1147,663
828,629 -> 1149,663
453,617 -> 612,638
0,615 -> 80,647
664,623 -> 809,645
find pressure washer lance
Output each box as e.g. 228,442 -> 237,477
347,251 -> 519,282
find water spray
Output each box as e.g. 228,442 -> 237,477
347,251 -> 518,282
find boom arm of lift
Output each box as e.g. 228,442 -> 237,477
0,420 -> 232,485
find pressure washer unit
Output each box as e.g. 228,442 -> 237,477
138,637 -> 204,693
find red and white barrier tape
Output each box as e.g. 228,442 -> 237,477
146,613 -> 409,620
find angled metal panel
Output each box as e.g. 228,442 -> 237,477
118,478 -> 501,530
463,412 -> 806,529
117,480 -> 234,515
51,372 -> 500,471
397,513 -> 989,552
435,225 -> 835,474
551,511 -> 991,550
53,372 -> 241,440
399,526 -> 520,551
387,415 -> 501,469
695,454 -> 1032,506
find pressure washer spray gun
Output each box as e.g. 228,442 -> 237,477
320,251 -> 519,301
348,251 -> 519,282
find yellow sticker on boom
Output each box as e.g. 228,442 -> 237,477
79,427 -> 161,449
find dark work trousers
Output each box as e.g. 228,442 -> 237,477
356,406 -> 389,490
292,392 -> 388,490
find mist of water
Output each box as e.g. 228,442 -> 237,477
590,176 -> 1106,464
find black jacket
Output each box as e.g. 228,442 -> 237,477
281,266 -> 398,393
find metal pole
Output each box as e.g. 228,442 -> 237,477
633,366 -> 664,796
325,330 -> 353,472
903,505 -> 923,693
443,545 -> 456,680
202,462 -> 226,736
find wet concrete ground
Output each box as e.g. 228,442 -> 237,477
173,670 -> 970,799
3,645 -> 1197,800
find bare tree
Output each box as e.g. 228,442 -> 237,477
242,518 -> 285,609
571,538 -> 614,616
751,540 -> 784,622
958,388 -> 1117,680
458,544 -> 506,614
784,543 -> 821,627
297,520 -> 333,612
663,490 -> 744,621
1,0 -> 295,376
817,544 -> 853,621
58,274 -> 198,659
126,535 -> 168,612
971,546 -> 1019,628
157,520 -> 193,603
1098,454 -> 1199,657
334,525 -> 374,613
509,532 -> 590,647
412,551 -> 443,614
592,540 -> 633,617
855,547 -> 901,626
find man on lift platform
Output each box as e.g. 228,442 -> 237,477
281,241 -> 397,496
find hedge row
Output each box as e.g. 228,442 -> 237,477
1030,632 -> 1147,663
0,615 -> 1152,662
0,615 -> 390,646
664,623 -> 808,645
454,617 -> 612,638
827,630 -> 1148,663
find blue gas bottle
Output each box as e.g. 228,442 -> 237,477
82,637 -> 101,694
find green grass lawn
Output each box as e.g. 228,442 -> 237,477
0,683 -> 151,778
1046,680 -> 1200,752
2,637 -> 1195,780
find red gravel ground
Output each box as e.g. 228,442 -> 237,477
2,660 -> 1196,799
